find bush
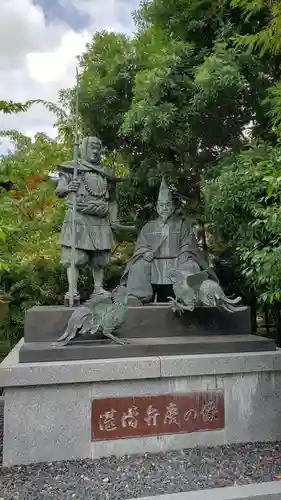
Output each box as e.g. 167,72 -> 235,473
0,253 -> 128,354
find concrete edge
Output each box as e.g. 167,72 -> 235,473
0,338 -> 23,366
159,350 -> 281,378
2,341 -> 281,388
0,340 -> 161,387
127,481 -> 281,500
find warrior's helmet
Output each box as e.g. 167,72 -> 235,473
81,136 -> 102,160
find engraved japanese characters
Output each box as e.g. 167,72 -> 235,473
92,392 -> 225,440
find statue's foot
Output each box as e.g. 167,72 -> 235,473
64,292 -> 80,307
102,330 -> 129,345
127,295 -> 143,306
92,287 -> 111,298
168,297 -> 184,315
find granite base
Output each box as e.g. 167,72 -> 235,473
2,340 -> 281,466
19,334 -> 276,363
23,304 -> 252,343
19,303 -> 257,363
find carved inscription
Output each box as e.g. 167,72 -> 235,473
92,391 -> 224,441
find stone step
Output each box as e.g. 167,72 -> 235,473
128,481 -> 281,500
18,334 -> 276,363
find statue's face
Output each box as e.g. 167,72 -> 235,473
86,139 -> 101,164
157,201 -> 175,220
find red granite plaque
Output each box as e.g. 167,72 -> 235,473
91,391 -> 224,441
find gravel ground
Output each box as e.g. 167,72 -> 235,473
1,402 -> 281,499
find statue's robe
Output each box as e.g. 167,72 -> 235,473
121,217 -> 216,302
57,160 -> 125,255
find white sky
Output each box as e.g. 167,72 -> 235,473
0,0 -> 139,154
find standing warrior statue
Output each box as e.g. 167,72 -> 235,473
55,136 -> 125,305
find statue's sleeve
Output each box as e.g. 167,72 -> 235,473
121,224 -> 152,280
134,224 -> 152,255
55,172 -> 71,197
179,220 -> 200,257
179,220 -> 214,273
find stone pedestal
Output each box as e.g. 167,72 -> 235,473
1,340 -> 281,467
18,304 -> 276,363
1,302 -> 279,467
24,303 -> 252,343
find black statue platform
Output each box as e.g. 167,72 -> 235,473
18,304 -> 276,363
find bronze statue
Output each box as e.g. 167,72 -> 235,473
55,136 -> 125,305
121,178 -> 245,313
55,177 -> 245,346
121,178 -> 216,302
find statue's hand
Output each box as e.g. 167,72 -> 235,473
68,179 -> 80,193
178,252 -> 190,264
143,251 -> 154,262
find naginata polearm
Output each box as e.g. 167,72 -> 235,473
69,67 -> 80,308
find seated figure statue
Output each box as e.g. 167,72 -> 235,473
121,178 -> 245,313
121,178 -> 217,303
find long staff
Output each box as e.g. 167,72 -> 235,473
69,67 -> 79,307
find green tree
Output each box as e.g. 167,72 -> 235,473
0,131 -> 70,265
0,132 -> 71,349
0,100 -> 30,114
202,141 -> 281,302
230,0 -> 281,137
232,0 -> 281,56
201,0 -> 281,305
67,0 -> 280,224
74,31 -> 136,149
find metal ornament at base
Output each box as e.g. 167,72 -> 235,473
168,269 -> 247,315
54,285 -> 129,346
